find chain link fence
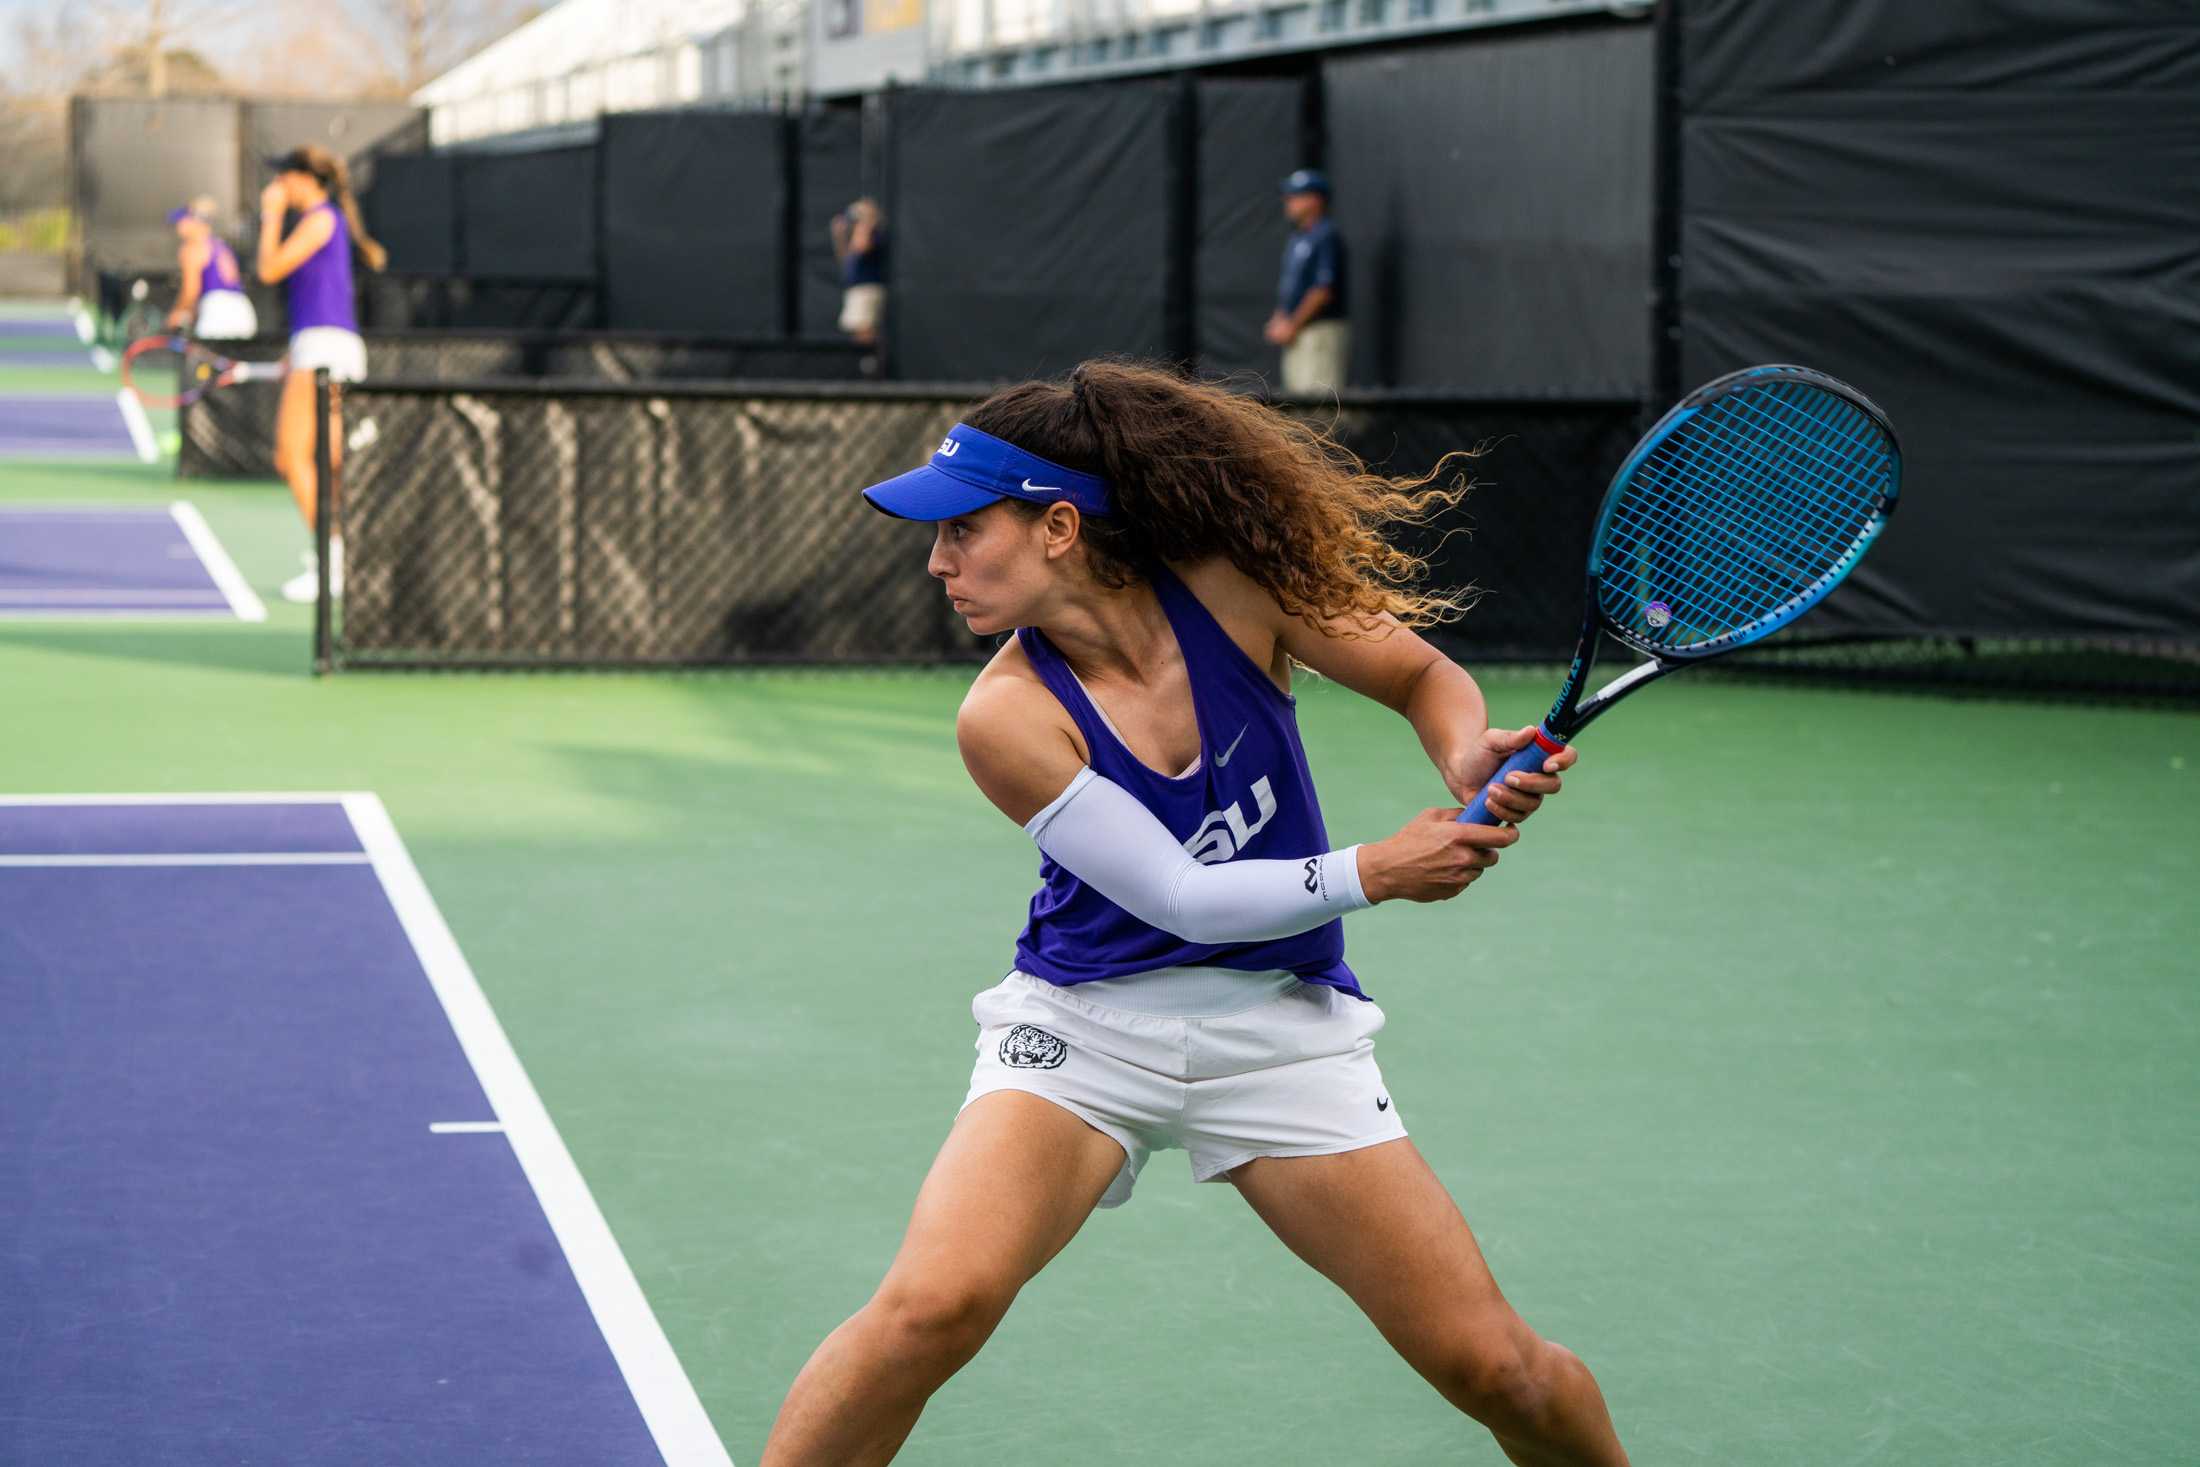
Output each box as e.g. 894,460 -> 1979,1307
321,382 -> 983,667
315,381 -> 1641,670
309,376 -> 2200,697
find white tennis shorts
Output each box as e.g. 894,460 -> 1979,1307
963,971 -> 1406,1208
288,326 -> 366,383
838,283 -> 884,334
193,291 -> 258,341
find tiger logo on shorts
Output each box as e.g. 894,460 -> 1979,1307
999,1024 -> 1068,1070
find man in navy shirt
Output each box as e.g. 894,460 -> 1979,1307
1265,169 -> 1348,394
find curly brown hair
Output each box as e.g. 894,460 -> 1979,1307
965,360 -> 1474,633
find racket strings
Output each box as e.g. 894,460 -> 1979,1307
1599,382 -> 1891,649
1609,445 -> 1860,631
1608,450 -> 1873,643
1623,409 -> 1870,615
1611,433 -> 1884,642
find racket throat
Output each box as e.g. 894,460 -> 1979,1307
1583,658 -> 1663,717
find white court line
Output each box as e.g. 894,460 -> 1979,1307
0,440 -> 149,459
91,346 -> 116,373
343,793 -> 732,1467
170,501 -> 268,622
0,852 -> 370,867
0,608 -> 239,621
0,589 -> 234,602
72,306 -> 94,344
116,387 -> 157,463
0,791 -> 359,805
0,506 -> 172,518
430,1121 -> 507,1134
0,790 -> 733,1463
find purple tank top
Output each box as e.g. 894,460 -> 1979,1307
285,202 -> 356,334
1013,565 -> 1363,999
199,238 -> 243,297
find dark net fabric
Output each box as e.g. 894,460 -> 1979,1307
529,338 -> 866,383
360,275 -> 601,331
1318,396 -> 1640,659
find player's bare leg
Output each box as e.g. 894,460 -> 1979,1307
1232,1138 -> 1629,1467
273,368 -> 322,527
758,1092 -> 1123,1467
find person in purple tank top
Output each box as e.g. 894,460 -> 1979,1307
163,197 -> 258,341
761,363 -> 1631,1467
256,144 -> 389,603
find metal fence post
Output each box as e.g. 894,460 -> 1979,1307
313,368 -> 335,674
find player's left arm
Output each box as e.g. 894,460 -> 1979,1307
1279,603 -> 1574,825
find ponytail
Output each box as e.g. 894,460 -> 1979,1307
299,144 -> 388,272
965,360 -> 1474,634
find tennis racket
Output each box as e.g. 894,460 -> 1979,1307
121,335 -> 285,409
1461,364 -> 1901,825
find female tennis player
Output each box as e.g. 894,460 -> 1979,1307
163,197 -> 258,340
255,144 -> 387,603
760,363 -> 1630,1466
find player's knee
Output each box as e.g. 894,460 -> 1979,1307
1431,1330 -> 1553,1431
868,1277 -> 1013,1365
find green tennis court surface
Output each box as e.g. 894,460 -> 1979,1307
4,449 -> 2193,1465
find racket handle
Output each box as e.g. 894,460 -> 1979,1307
1458,726 -> 1570,825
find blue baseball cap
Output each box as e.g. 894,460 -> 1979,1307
862,424 -> 1113,521
166,205 -> 196,224
1279,168 -> 1331,197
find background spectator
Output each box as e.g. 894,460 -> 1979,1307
831,197 -> 887,352
1266,168 -> 1348,394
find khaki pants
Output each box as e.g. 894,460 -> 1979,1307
1281,319 -> 1350,394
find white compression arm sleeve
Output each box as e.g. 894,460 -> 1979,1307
1024,767 -> 1370,944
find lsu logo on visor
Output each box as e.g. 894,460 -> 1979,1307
937,436 -> 960,457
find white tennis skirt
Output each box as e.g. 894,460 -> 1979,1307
193,291 -> 258,341
838,283 -> 885,334
288,326 -> 367,383
962,970 -> 1406,1208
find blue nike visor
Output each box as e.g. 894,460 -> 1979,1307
862,424 -> 1113,521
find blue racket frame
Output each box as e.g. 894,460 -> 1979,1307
1460,364 -> 1901,824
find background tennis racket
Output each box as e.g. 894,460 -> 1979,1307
1461,364 -> 1901,824
121,335 -> 285,410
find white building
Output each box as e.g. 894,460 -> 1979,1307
418,0 -> 1633,143
414,0 -> 804,145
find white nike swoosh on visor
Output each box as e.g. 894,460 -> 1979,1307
1021,478 -> 1062,494
1214,725 -> 1249,766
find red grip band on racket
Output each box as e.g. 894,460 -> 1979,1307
1531,728 -> 1568,756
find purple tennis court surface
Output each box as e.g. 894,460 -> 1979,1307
0,394 -> 140,459
0,795 -> 728,1467
0,318 -> 81,340
0,348 -> 95,367
0,505 -> 263,619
